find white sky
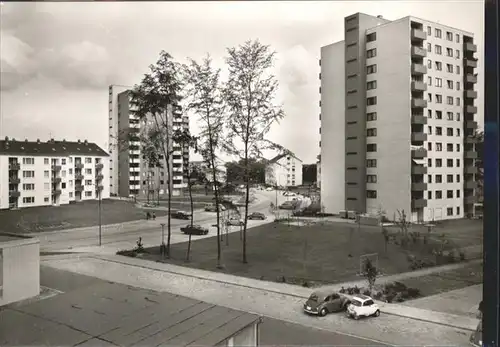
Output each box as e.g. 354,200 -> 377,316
0,1 -> 484,164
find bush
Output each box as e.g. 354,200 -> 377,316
302,281 -> 310,287
373,291 -> 383,300
353,285 -> 361,294
339,287 -> 346,294
445,250 -> 457,263
394,292 -> 405,302
407,287 -> 421,298
459,250 -> 466,261
385,292 -> 396,303
116,249 -> 137,257
362,289 -> 371,296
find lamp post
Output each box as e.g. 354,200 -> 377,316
160,223 -> 166,258
98,188 -> 102,246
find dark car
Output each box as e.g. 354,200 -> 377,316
248,212 -> 266,220
180,224 -> 209,235
303,291 -> 351,316
279,201 -> 296,210
172,211 -> 192,220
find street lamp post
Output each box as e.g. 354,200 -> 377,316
98,189 -> 102,246
160,223 -> 166,258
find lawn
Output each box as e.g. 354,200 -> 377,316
137,221 -> 459,287
0,199 -> 168,234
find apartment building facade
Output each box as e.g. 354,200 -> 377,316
265,153 -> 303,187
114,90 -> 189,199
0,138 -> 110,210
320,13 -> 479,222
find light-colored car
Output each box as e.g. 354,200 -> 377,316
226,217 -> 244,226
265,187 -> 274,191
346,295 -> 380,319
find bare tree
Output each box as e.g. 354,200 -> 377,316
396,209 -> 411,248
129,51 -> 184,258
223,40 -> 285,263
183,55 -> 226,268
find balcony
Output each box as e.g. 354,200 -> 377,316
465,90 -> 478,99
465,166 -> 478,174
466,105 -> 478,114
8,163 -> 20,170
75,163 -> 84,169
464,42 -> 477,53
411,81 -> 427,92
411,115 -> 427,125
411,63 -> 427,75
95,174 -> 104,181
411,29 -> 427,41
465,151 -> 478,159
411,165 -> 427,175
75,185 -> 84,192
411,98 -> 428,108
51,165 -> 61,171
53,177 -> 62,184
9,190 -> 21,198
411,133 -> 427,142
9,177 -> 20,184
74,174 -> 84,180
411,46 -> 427,58
465,136 -> 478,144
464,58 -> 478,68
411,199 -> 427,209
465,181 -> 478,190
466,74 -> 477,84
411,149 -> 428,158
52,189 -> 62,195
466,121 -> 478,129
464,196 -> 477,205
411,182 -> 428,191
95,163 -> 104,170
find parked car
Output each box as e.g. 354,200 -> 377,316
172,211 -> 192,220
248,212 -> 266,220
346,295 -> 380,319
204,203 -> 226,212
293,203 -> 321,217
283,191 -> 296,197
279,201 -> 296,210
180,224 -> 209,235
303,291 -> 351,316
266,187 -> 274,191
226,217 -> 244,226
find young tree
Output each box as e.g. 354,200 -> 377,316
223,40 -> 285,263
129,51 -> 184,258
363,258 -> 378,291
396,209 -> 411,248
183,55 -> 226,268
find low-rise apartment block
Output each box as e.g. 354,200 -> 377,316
320,12 -> 479,222
0,138 -> 109,209
265,153 -> 303,187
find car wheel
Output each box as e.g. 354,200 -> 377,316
373,310 -> 380,317
204,231 -> 208,235
319,308 -> 328,317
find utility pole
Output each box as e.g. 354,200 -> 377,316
98,188 -> 102,246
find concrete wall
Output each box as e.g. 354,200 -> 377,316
117,91 -> 132,198
0,236 -> 40,307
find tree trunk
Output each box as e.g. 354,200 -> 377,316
242,144 -> 250,264
186,163 -> 194,262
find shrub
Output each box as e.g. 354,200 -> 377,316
459,250 -> 466,261
339,287 -> 346,294
353,285 -> 361,294
407,287 -> 421,298
362,289 -> 371,296
385,292 -> 396,303
394,292 -> 405,302
302,281 -> 310,287
373,291 -> 383,300
392,281 -> 408,292
445,250 -> 457,263
116,249 -> 137,257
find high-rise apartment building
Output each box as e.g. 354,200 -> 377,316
0,138 -> 109,209
112,89 -> 189,199
320,13 -> 479,222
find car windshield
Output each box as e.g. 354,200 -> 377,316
308,294 -> 320,302
350,299 -> 362,307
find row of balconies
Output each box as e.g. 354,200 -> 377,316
464,42 -> 477,53
73,163 -> 104,169
8,163 -> 21,171
9,177 -> 21,184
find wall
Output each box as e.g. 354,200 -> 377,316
0,156 -> 7,209
320,41 -> 345,214
118,91 -> 132,198
364,18 -> 413,218
0,237 -> 40,306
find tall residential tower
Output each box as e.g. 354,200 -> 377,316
320,13 -> 479,222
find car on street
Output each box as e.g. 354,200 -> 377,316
248,212 -> 266,220
283,191 -> 296,197
346,295 -> 380,320
205,203 -> 226,212
226,217 -> 244,226
303,291 -> 351,316
180,224 -> 209,235
171,211 -> 192,220
266,187 -> 274,191
279,201 -> 296,210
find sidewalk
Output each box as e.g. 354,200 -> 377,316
51,253 -> 480,332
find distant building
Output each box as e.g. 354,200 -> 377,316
0,138 -> 109,210
316,155 -> 321,189
265,153 -> 303,187
302,164 -> 318,186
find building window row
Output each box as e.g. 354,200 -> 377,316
427,93 -> 461,106
427,43 -> 460,59
427,190 -> 461,200
22,183 -> 35,190
427,26 -> 460,44
428,174 -> 461,184
427,158 -> 461,168
23,170 -> 35,178
427,60 -> 461,74
22,158 -> 35,165
427,142 -> 461,152
427,125 -> 461,137
23,197 -> 35,204
427,77 -> 460,90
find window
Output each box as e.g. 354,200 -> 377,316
447,127 -> 454,136
427,142 -> 432,151
69,192 -> 73,198
456,81 -> 460,90
367,143 -> 377,152
436,126 -> 442,135
447,174 -> 453,183
366,175 -> 377,183
456,206 -> 460,215
456,33 -> 460,43
456,143 -> 461,151
62,182 -> 66,189
366,33 -> 376,42
366,190 -> 377,198
456,65 -> 460,74
44,158 -> 49,165
446,31 -> 453,40
436,111 -> 442,119
427,43 -> 432,52
85,158 -> 92,164
23,197 -> 35,204
436,174 -> 443,183
456,113 -> 461,122
61,159 -> 66,165
367,112 -> 377,121
447,112 -> 454,121
456,174 -> 461,183
69,180 -> 73,187
366,159 -> 377,168
456,97 -> 461,106
456,159 -> 461,167
367,65 -> 377,74
23,170 -> 35,178
428,109 -> 432,118
447,143 -> 453,152
428,158 -> 432,167
456,49 -> 460,59
366,97 -> 377,105
427,60 -> 432,69
367,128 -> 377,136
44,183 -> 50,190
366,48 -> 377,58
447,159 -> 453,167
435,45 -> 442,55
62,170 -> 66,177
446,47 -> 453,57
447,96 -> 453,105
435,78 -> 442,87
447,80 -> 453,89
436,94 -> 442,103
435,61 -> 443,71
436,191 -> 443,199
435,28 -> 442,38
427,76 -> 432,85
446,64 -> 453,73
427,26 -> 432,35
367,80 -> 377,90
85,168 -> 92,175
23,183 -> 35,190
85,191 -> 92,197
436,159 -> 442,167
428,175 -> 432,183
428,191 -> 432,199
427,93 -> 432,102
436,143 -> 443,151
69,168 -> 73,175
447,207 -> 453,216
44,170 -> 50,178
22,158 -> 34,165
85,180 -> 92,186
427,126 -> 432,134
69,157 -> 73,163
44,197 -> 49,202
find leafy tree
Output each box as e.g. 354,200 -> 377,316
396,210 -> 411,248
363,258 -> 378,291
129,51 -> 184,258
225,159 -> 266,185
223,40 -> 285,263
183,55 -> 226,268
